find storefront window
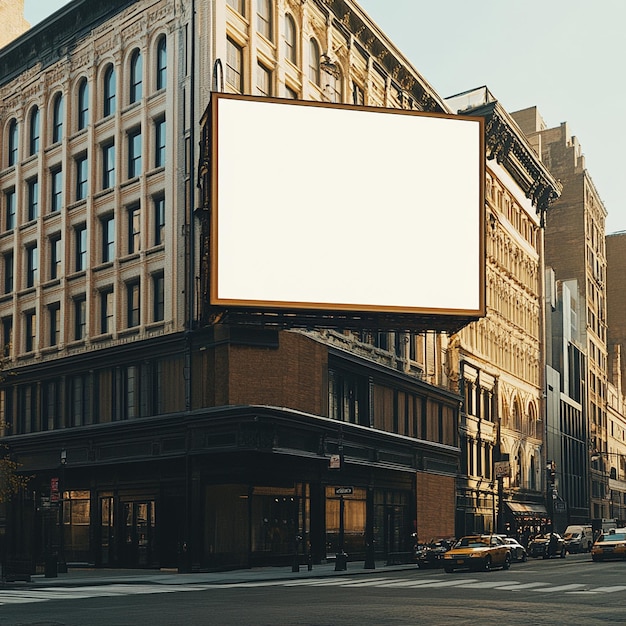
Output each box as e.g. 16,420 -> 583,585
62,489 -> 91,562
325,486 -> 366,557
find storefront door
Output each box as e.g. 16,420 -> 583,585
121,500 -> 156,568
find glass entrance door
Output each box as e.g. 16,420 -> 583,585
122,500 -> 156,568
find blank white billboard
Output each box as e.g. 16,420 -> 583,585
210,94 -> 484,317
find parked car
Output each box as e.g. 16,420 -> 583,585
415,538 -> 455,569
528,533 -> 566,559
500,537 -> 528,562
443,534 -> 511,573
591,528 -> 626,561
563,525 -> 594,553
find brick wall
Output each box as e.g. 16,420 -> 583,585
416,472 -> 456,541
226,331 -> 327,415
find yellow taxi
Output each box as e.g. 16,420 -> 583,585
443,534 -> 512,573
591,528 -> 626,561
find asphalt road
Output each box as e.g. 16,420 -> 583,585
2,553 -> 626,626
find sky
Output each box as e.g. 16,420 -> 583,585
23,0 -> 626,234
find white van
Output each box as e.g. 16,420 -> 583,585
563,525 -> 594,553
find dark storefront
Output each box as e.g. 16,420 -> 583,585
4,405 -> 456,572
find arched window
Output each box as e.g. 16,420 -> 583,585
78,78 -> 89,130
156,36 -> 167,90
103,64 -> 116,117
284,14 -> 296,64
257,0 -> 272,40
8,119 -> 18,166
29,106 -> 40,156
130,49 -> 143,104
309,38 -> 320,86
52,93 -> 63,144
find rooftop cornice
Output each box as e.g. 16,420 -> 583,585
312,0 -> 449,113
470,100 -> 562,224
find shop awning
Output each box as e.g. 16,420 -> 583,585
506,502 -> 548,517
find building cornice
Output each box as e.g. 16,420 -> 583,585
447,88 -> 562,225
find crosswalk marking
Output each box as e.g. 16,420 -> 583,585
534,584 -> 586,593
1,576 -> 624,606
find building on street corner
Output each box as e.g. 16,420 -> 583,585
0,0 -> 467,572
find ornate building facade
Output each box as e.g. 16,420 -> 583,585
1,0 -> 469,572
446,89 -> 560,537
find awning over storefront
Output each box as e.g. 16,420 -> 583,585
506,502 -> 549,517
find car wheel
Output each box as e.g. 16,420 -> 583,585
560,548 -> 566,559
521,552 -> 527,562
444,566 -> 454,573
503,554 -> 511,570
483,556 -> 492,572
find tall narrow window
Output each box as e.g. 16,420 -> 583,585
103,64 -> 116,117
5,188 -> 16,230
27,177 -> 39,221
128,204 -> 140,254
100,288 -> 114,334
29,106 -> 40,156
284,14 -> 296,64
74,295 -> 87,340
51,167 -> 63,212
8,119 -> 18,166
126,280 -> 140,328
226,38 -> 243,93
26,244 -> 38,288
3,251 -> 13,293
226,0 -> 244,14
154,116 -> 166,168
327,67 -> 343,103
152,272 -> 165,322
102,141 -> 115,189
48,302 -> 61,346
24,310 -> 36,352
49,233 -> 62,280
75,225 -> 87,272
76,153 -> 88,201
257,0 -> 272,40
52,93 -> 64,143
256,63 -> 272,96
309,39 -> 321,86
101,215 -> 115,262
130,49 -> 143,103
78,78 -> 89,130
156,36 -> 167,90
154,195 -> 165,245
2,316 -> 12,357
128,127 -> 142,178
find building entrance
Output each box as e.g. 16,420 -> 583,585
120,500 -> 156,568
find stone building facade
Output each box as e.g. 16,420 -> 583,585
0,0 -> 465,572
513,106 -> 609,523
445,89 -> 560,538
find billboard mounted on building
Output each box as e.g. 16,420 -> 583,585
208,93 -> 485,331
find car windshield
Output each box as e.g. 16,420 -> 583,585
598,532 -> 626,542
563,532 -> 578,539
456,537 -> 489,548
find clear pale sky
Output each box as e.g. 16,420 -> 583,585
24,0 -> 626,234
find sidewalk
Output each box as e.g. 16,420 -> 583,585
11,560 -> 419,589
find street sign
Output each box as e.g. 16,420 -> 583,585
494,461 -> 511,478
335,486 -> 353,496
329,454 -> 341,469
